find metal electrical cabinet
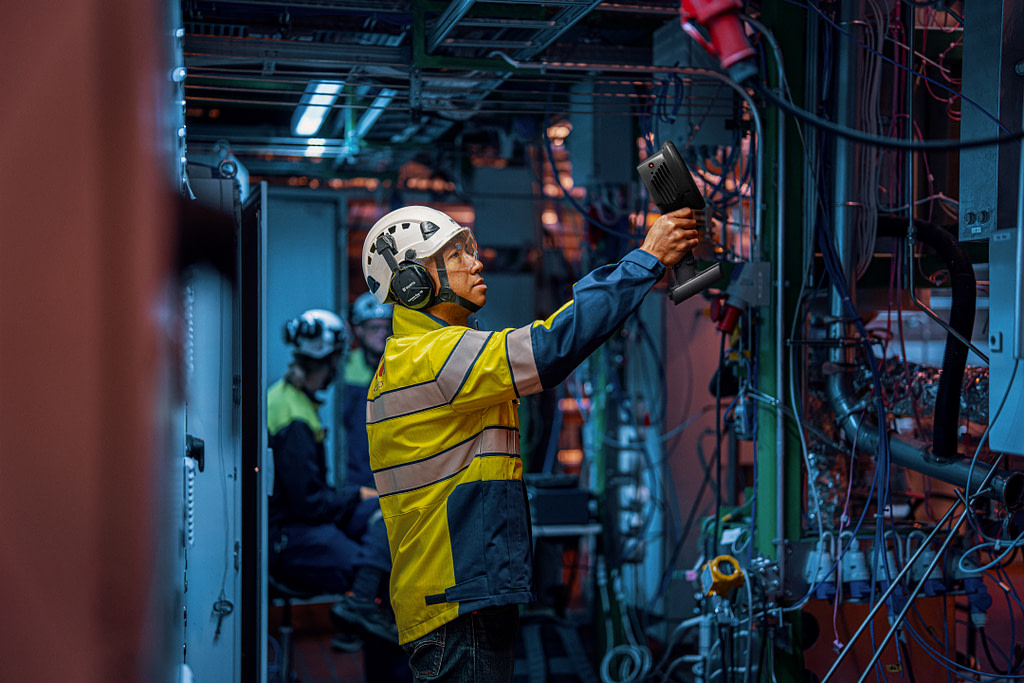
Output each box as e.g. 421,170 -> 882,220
180,177 -> 267,682
958,1 -> 1024,455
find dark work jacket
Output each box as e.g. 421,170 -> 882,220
267,379 -> 360,534
341,351 -> 377,488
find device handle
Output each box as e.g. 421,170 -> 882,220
669,254 -> 723,304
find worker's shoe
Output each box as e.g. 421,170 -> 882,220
329,630 -> 363,653
331,595 -> 399,643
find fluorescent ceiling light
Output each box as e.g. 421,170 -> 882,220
304,138 -> 327,157
292,80 -> 344,137
353,88 -> 397,139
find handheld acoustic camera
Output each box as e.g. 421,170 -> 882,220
637,140 -> 723,304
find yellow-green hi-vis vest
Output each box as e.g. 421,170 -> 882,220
367,249 -> 665,645
268,379 -> 325,441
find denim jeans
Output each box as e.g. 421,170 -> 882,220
403,606 -> 519,682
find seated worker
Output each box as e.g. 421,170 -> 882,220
361,205 -> 699,681
267,308 -> 397,645
342,292 -> 393,490
340,296 -> 412,682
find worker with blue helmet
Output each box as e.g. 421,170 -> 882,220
342,292 -> 394,489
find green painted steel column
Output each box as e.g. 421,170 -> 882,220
756,4 -> 812,683
753,2 -> 808,567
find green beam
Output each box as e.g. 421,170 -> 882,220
412,3 -> 517,72
757,3 -> 812,682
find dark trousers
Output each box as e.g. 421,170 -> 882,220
403,606 -> 519,683
270,498 -> 390,595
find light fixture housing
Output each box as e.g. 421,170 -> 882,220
352,88 -> 397,139
291,80 -> 344,137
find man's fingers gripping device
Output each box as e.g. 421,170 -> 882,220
637,140 -> 723,304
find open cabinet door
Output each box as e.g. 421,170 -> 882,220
240,181 -> 269,682
180,178 -> 267,682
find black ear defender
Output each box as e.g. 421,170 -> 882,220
391,260 -> 435,309
283,317 -> 322,344
375,231 -> 435,309
283,319 -> 298,345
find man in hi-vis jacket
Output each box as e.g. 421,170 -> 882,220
361,205 -> 698,682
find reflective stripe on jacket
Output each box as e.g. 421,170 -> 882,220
367,248 -> 665,644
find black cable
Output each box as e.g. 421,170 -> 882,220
898,637 -> 919,683
980,617 -> 1024,677
712,331 -> 726,559
752,79 -> 1024,151
656,428 -> 719,599
978,626 -> 999,673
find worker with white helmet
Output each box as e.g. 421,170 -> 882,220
361,204 -> 698,681
267,308 -> 398,646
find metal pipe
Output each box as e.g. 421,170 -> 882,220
826,3 -> 863,479
830,3 -> 862,287
826,371 -> 1024,508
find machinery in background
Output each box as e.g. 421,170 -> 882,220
564,3 -> 1024,683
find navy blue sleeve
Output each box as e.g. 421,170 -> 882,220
270,420 -> 360,525
341,380 -> 375,488
531,249 -> 665,389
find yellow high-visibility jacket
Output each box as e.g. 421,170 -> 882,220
367,249 -> 665,644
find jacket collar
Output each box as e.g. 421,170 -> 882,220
392,305 -> 451,337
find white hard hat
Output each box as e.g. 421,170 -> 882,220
362,205 -> 471,307
283,309 -> 348,359
351,291 -> 393,326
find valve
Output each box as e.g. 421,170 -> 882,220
839,534 -> 872,600
871,534 -> 907,614
906,531 -> 945,597
955,552 -> 992,627
803,534 -> 837,601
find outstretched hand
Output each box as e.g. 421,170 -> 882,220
638,207 -> 700,267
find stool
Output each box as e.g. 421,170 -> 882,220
268,575 -> 321,683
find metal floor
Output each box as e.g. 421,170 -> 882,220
268,600 -> 365,683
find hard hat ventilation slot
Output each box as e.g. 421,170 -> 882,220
420,221 -> 440,239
